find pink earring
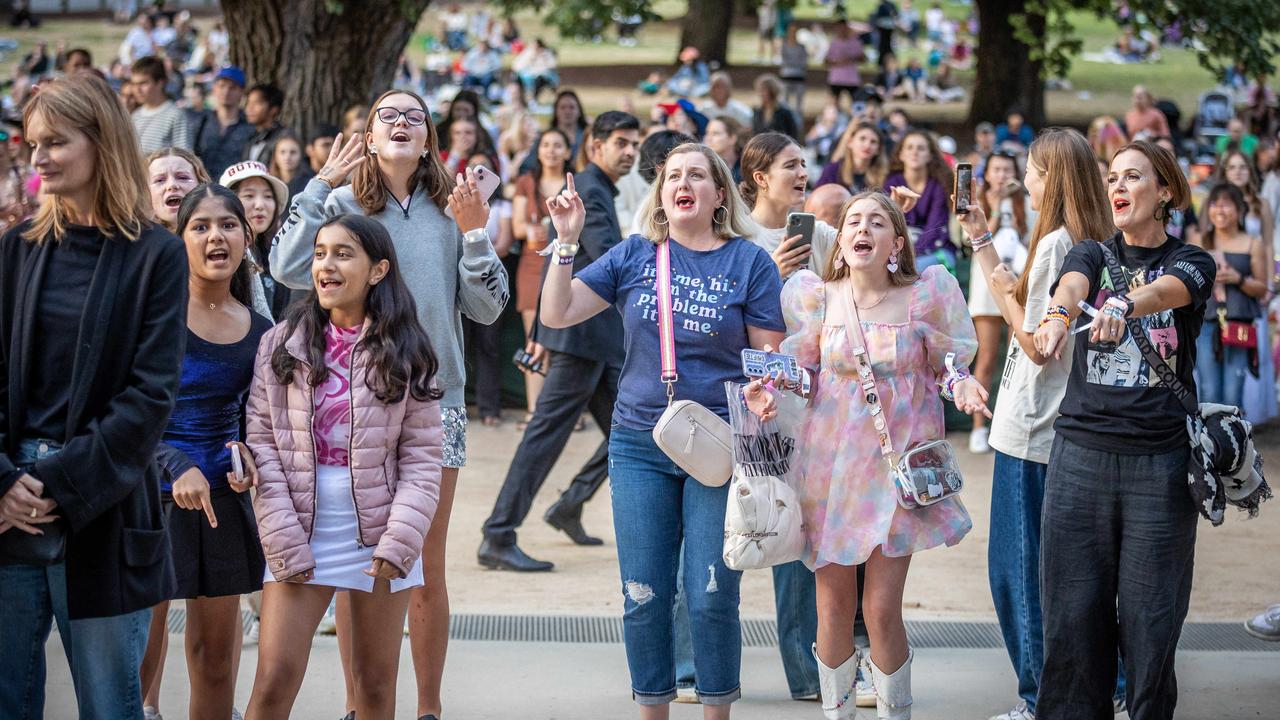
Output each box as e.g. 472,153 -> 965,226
887,253 -> 899,273
833,252 -> 845,269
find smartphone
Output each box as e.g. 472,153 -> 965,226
741,348 -> 802,385
512,348 -> 546,375
785,212 -> 816,248
954,162 -> 973,215
230,445 -> 245,483
444,164 -> 503,219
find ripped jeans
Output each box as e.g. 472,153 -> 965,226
608,424 -> 742,706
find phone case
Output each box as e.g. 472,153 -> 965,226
230,447 -> 244,482
786,213 -> 816,247
741,349 -> 802,384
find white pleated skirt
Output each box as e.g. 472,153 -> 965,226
265,463 -> 424,593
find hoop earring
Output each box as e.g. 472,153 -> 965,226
369,143 -> 379,155
653,207 -> 669,226
713,205 -> 728,225
887,253 -> 900,273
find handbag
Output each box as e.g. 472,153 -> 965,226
721,382 -> 806,571
0,468 -> 67,567
1099,244 -> 1270,525
650,240 -> 734,488
1218,308 -> 1258,349
828,280 -> 964,509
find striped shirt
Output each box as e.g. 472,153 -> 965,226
132,101 -> 192,155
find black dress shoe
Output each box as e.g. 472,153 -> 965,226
544,502 -> 604,546
477,538 -> 554,571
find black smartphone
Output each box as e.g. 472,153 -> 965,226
785,212 -> 816,248
512,348 -> 546,376
954,162 -> 973,216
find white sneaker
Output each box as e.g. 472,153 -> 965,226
143,708 -> 163,720
989,701 -> 1035,720
1113,695 -> 1126,714
673,686 -> 700,704
244,615 -> 260,646
969,426 -> 991,454
1244,603 -> 1280,640
316,605 -> 338,635
855,655 -> 876,707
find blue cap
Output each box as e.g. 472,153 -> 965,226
214,66 -> 246,88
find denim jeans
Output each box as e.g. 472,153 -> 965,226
1195,321 -> 1250,407
1038,436 -> 1197,720
609,425 -> 742,706
675,558 -> 820,699
0,440 -> 151,720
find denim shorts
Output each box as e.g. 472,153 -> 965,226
441,406 -> 467,468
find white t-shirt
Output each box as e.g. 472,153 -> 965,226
968,197 -> 1032,316
987,226 -> 1075,464
746,218 -> 839,278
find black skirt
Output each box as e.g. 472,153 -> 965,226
162,485 -> 265,599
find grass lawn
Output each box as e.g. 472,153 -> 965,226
1,1 -> 1223,128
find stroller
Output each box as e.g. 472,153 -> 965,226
1190,90 -> 1234,160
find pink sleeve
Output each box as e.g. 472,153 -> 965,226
912,266 -> 978,387
780,270 -> 826,373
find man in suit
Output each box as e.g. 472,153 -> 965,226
478,111 -> 641,571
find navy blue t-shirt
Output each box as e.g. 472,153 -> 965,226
577,234 -> 785,430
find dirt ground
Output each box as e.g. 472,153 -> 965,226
446,414 -> 1280,622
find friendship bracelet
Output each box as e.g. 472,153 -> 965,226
968,231 -> 994,250
939,352 -> 970,401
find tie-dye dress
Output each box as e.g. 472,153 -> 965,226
780,266 -> 976,570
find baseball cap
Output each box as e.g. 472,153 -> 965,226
975,121 -> 995,134
214,66 -> 246,89
219,161 -> 289,218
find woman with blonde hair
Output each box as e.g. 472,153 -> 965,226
816,121 -> 890,193
271,87 -> 506,720
749,190 -> 990,719
0,72 -> 186,718
956,127 -> 1117,720
1087,115 -> 1128,163
540,143 -> 784,716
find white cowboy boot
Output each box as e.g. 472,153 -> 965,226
813,643 -> 863,719
868,648 -> 913,720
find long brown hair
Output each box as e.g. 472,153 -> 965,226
738,131 -> 797,208
824,191 -> 919,286
352,89 -> 455,214
1015,128 -> 1114,305
22,74 -> 152,243
978,151 -> 1027,237
1212,149 -> 1262,216
1201,182 -> 1248,251
837,121 -> 888,190
890,130 -> 953,191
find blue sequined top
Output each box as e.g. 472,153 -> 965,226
160,313 -> 273,491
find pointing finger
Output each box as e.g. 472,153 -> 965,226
201,494 -> 218,528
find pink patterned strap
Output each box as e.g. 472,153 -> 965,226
656,240 -> 678,384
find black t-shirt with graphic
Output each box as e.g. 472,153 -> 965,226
1051,233 -> 1216,454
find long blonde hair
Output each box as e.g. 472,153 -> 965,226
22,74 -> 152,243
352,89 -> 455,214
1016,128 -> 1114,305
642,143 -> 754,243
824,190 -> 918,286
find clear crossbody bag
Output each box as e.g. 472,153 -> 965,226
827,280 -> 964,509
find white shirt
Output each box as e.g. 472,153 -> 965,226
699,98 -> 753,128
988,227 -> 1076,464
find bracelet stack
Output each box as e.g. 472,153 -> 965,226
1038,305 -> 1070,330
939,351 -> 970,401
968,231 -> 994,251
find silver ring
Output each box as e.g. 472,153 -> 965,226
30,507 -> 38,518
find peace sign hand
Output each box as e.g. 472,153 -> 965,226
545,172 -> 585,243
315,133 -> 367,189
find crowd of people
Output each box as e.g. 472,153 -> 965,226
0,3 -> 1278,720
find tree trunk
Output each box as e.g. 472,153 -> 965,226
220,0 -> 432,143
967,0 -> 1046,130
678,0 -> 734,67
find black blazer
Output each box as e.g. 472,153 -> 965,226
0,221 -> 187,619
536,162 -> 626,367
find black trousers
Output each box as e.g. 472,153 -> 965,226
482,350 -> 620,545
1037,435 -> 1197,720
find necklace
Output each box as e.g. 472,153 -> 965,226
853,289 -> 888,310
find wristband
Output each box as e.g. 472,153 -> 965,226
968,231 -> 994,250
463,228 -> 489,245
940,352 -> 971,401
1038,304 -> 1070,330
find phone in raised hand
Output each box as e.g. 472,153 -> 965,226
785,212 -> 816,248
445,165 -> 503,219
954,162 -> 973,215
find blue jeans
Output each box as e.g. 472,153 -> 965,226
0,440 -> 151,720
609,425 -> 742,706
1196,321 -> 1250,407
673,556 -> 819,699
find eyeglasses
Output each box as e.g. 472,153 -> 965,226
375,107 -> 428,126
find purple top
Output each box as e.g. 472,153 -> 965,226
815,160 -> 875,192
825,36 -> 865,87
313,323 -> 359,467
883,173 -> 952,258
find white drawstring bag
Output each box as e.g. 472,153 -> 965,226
721,382 -> 806,571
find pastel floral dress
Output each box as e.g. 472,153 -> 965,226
780,266 -> 976,570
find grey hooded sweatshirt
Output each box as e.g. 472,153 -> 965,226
270,177 -> 509,408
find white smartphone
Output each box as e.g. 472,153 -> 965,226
230,445 -> 245,483
444,165 -> 502,220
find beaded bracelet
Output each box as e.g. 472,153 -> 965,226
1038,304 -> 1070,329
939,352 -> 970,401
968,231 -> 994,250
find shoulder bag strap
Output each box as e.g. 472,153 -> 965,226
829,279 -> 897,462
1098,244 -> 1198,416
656,240 -> 677,405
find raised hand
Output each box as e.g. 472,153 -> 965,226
890,185 -> 920,214
447,167 -> 491,233
315,132 -> 367,188
544,172 -> 585,242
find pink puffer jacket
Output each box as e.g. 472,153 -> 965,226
246,322 -> 443,581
